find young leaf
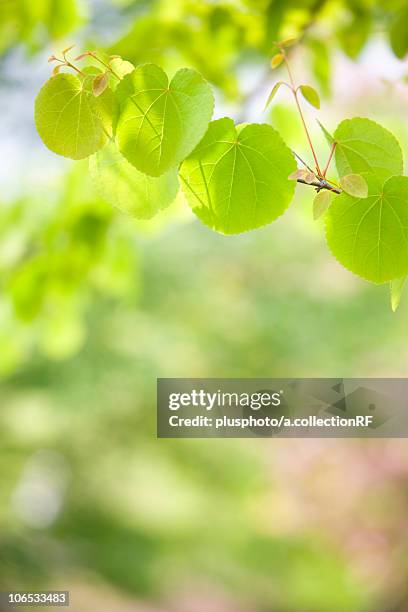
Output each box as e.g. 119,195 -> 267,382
390,277 -> 406,312
313,190 -> 332,220
271,53 -> 284,69
264,81 -> 283,111
93,73 -> 109,97
116,64 -> 214,177
339,174 -> 368,198
35,73 -> 107,160
62,44 -> 76,55
75,52 -> 91,61
288,169 -> 316,183
299,85 -> 320,109
180,118 -> 296,235
89,141 -> 179,219
109,57 -> 134,80
326,173 -> 408,283
316,119 -> 334,145
279,38 -> 297,48
81,66 -> 118,137
334,118 -> 403,179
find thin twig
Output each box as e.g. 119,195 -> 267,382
322,141 -> 337,177
89,52 -> 121,80
296,178 -> 341,194
291,150 -> 315,174
280,47 -> 322,177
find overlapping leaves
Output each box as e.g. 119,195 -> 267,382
326,118 -> 408,285
180,118 -> 296,234
34,53 -> 408,306
116,64 -> 214,176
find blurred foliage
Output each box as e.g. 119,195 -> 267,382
2,1 -> 408,611
0,0 -> 83,56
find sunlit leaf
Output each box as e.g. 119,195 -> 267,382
334,117 -> 403,179
35,74 -> 107,160
90,141 -> 179,219
313,190 -> 332,220
180,118 -> 296,234
271,53 -> 284,68
116,64 -> 214,176
264,81 -> 284,110
339,174 -> 368,198
326,173 -> 408,283
109,57 -> 135,80
299,85 -> 320,109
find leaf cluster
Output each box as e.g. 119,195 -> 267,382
35,49 -> 408,309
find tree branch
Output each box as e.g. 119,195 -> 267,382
296,178 -> 341,194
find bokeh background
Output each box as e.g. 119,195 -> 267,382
1,1 -> 408,610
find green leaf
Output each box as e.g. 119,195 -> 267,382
326,173 -> 408,283
334,117 -> 403,179
264,81 -> 283,111
390,9 -> 408,59
299,85 -> 320,109
271,53 -> 284,68
313,190 -> 332,220
35,73 -> 107,160
390,277 -> 406,312
89,141 -> 179,219
93,73 -> 109,97
82,66 -> 117,138
339,174 -> 368,199
116,64 -> 214,177
109,57 -> 135,82
180,118 -> 296,235
317,120 -> 334,145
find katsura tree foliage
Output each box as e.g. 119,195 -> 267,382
35,42 -> 408,310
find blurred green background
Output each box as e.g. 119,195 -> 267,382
2,1 -> 408,610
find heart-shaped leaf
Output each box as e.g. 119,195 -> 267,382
339,173 -> 368,198
299,85 -> 320,109
180,118 -> 296,235
326,173 -> 408,283
334,117 -> 403,178
35,73 -> 107,160
116,64 -> 214,177
89,141 -> 179,219
313,190 -> 332,220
